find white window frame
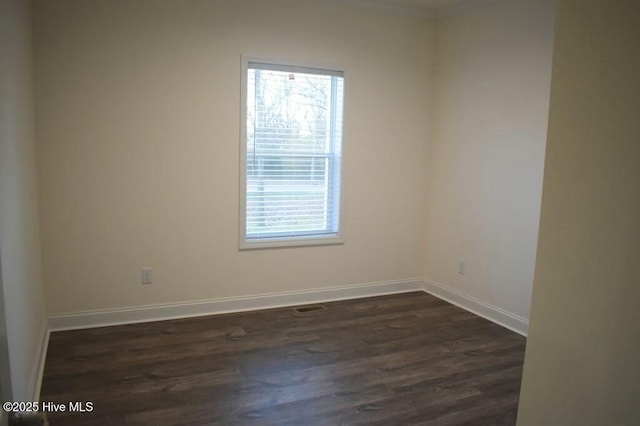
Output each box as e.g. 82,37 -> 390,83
239,57 -> 345,250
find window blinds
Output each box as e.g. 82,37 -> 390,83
245,63 -> 344,242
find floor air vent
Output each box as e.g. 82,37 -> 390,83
294,305 -> 327,313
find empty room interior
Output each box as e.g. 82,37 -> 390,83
1,0 -> 638,425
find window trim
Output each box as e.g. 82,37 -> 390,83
239,56 -> 346,250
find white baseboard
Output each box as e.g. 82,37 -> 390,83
47,278 -> 527,337
48,279 -> 424,331
423,280 -> 528,336
30,325 -> 49,402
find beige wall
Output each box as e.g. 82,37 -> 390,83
0,0 -> 48,401
34,0 -> 433,314
517,0 -> 640,425
424,0 -> 555,320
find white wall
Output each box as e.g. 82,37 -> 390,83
517,0 -> 640,424
424,0 -> 555,321
34,0 -> 433,315
0,0 -> 48,401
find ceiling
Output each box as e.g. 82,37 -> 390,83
376,0 -> 470,10
353,0 -> 473,15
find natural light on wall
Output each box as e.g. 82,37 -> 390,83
240,60 -> 344,249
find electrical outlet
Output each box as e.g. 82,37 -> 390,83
141,267 -> 152,284
457,259 -> 465,275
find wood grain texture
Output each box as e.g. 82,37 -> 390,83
40,292 -> 526,425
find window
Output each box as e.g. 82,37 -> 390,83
240,60 -> 344,249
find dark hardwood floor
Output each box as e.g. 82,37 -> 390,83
40,292 -> 526,425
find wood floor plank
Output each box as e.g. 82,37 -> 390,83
40,292 -> 526,425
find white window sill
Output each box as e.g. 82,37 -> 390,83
239,236 -> 344,250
